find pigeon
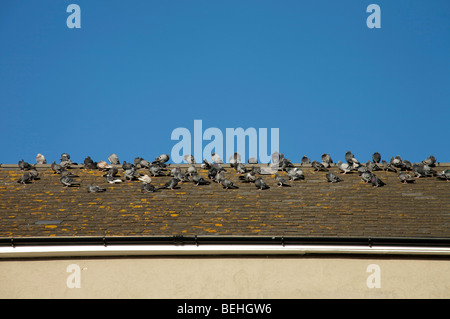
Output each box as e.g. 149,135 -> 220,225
372,152 -> 381,163
239,171 -> 257,183
148,164 -> 164,177
108,153 -> 120,165
214,171 -> 226,184
185,165 -> 197,176
87,185 -> 106,193
402,160 -> 413,171
337,161 -> 351,174
139,159 -> 151,169
412,164 -> 435,178
141,183 -> 157,193
18,159 -> 32,171
201,159 -> 212,170
51,161 -> 63,174
360,172 -> 374,183
248,157 -> 258,164
274,174 -> 290,187
17,172 -> 33,184
211,152 -> 223,164
390,156 -> 403,168
321,153 -> 333,168
326,172 -> 342,183
255,177 -> 270,190
398,172 -> 415,184
159,178 -> 179,190
279,157 -> 294,171
124,168 -> 140,181
436,169 -> 450,181
60,175 -> 80,187
106,174 -> 124,184
382,160 -> 397,173
312,160 -> 327,172
60,170 -> 78,178
183,154 -> 196,164
301,155 -> 310,165
60,153 -> 75,167
153,154 -> 170,164
422,155 -> 437,167
221,178 -> 239,189
345,151 -> 355,165
229,152 -> 241,167
83,156 -> 97,169
286,167 -> 305,181
28,168 -> 40,181
357,165 -> 369,175
103,167 -> 119,177
191,173 -> 211,186
97,160 -> 112,170
36,153 -> 46,164
234,163 -> 248,174
366,161 -> 381,172
370,176 -> 385,187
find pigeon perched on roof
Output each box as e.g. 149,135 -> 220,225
87,185 -> 106,193
17,172 -> 33,184
185,165 -> 197,176
312,160 -> 327,172
153,154 -> 170,165
370,176 -> 385,187
372,152 -> 381,163
141,183 -> 157,193
139,159 -> 151,169
148,164 -> 164,177
191,173 -> 211,186
122,161 -> 134,171
337,161 -> 351,174
83,156 -> 97,169
301,156 -> 310,165
201,159 -> 212,170
398,172 -> 415,184
412,164 -> 435,178
124,168 -> 140,181
274,174 -> 290,187
51,161 -> 63,174
105,174 -> 124,184
221,178 -> 239,189
211,152 -> 223,164
229,152 -> 241,167
18,159 -> 32,171
183,154 -> 196,164
239,171 -> 257,183
286,167 -> 305,181
366,161 -> 381,172
321,153 -> 333,168
326,172 -> 342,183
436,169 -> 450,181
108,153 -> 120,165
360,172 -> 374,183
390,156 -> 403,168
97,160 -> 112,170
382,160 -> 397,173
422,155 -> 437,167
36,153 -> 47,164
255,177 -> 270,190
60,153 -> 76,167
60,175 -> 80,187
248,157 -> 258,164
28,168 -> 40,181
159,177 -> 179,190
138,174 -> 152,184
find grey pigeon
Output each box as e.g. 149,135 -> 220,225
286,167 -> 305,181
211,152 -> 223,164
122,161 -> 134,171
141,183 -> 157,193
235,163 -> 248,174
106,174 -> 124,184
366,161 -> 381,172
398,172 -> 415,184
382,160 -> 397,173
436,169 -> 450,181
201,159 -> 212,170
255,177 -> 270,190
370,176 -> 385,187
148,164 -> 164,177
360,172 -> 374,183
51,161 -> 63,174
326,172 -> 342,183
422,155 -> 437,167
17,172 -> 33,184
139,159 -> 151,169
183,154 -> 196,164
87,184 -> 106,193
337,161 -> 351,174
108,153 -> 120,165
321,153 -> 333,165
274,174 -> 290,187
159,177 -> 179,190
372,152 -> 381,163
248,157 -> 258,164
229,152 -> 241,167
60,175 -> 80,187
153,154 -> 170,164
124,168 -> 140,181
301,155 -> 310,165
221,178 -> 239,189
28,168 -> 40,181
185,165 -> 197,176
239,171 -> 257,183
18,159 -> 32,171
312,160 -> 327,172
191,173 -> 211,186
84,156 -> 97,169
390,156 -> 403,168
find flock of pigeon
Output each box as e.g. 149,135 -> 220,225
12,151 -> 450,193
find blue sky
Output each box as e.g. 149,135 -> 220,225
0,0 -> 449,165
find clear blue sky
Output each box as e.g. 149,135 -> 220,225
1,0 -> 449,164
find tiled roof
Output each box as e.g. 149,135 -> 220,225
0,162 -> 449,239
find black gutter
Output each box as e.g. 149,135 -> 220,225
2,236 -> 450,248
